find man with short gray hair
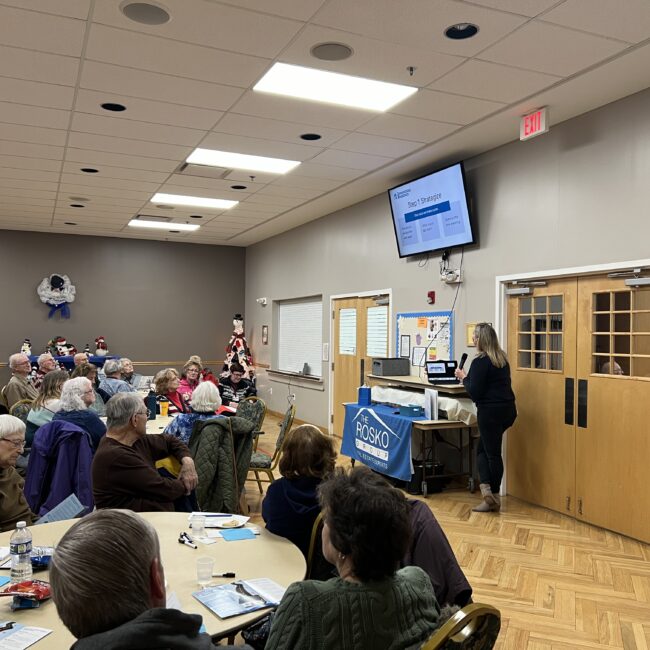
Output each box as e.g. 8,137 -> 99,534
2,353 -> 38,409
49,509 -> 217,648
120,357 -> 143,389
98,358 -> 135,398
92,393 -> 197,511
32,352 -> 57,390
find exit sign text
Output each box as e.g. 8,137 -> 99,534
520,108 -> 549,141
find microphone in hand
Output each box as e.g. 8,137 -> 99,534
459,353 -> 468,370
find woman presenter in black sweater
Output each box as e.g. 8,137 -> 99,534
455,323 -> 517,512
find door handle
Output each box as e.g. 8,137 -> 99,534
577,379 -> 588,428
564,378 -> 574,425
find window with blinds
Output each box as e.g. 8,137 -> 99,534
277,297 -> 323,378
367,305 -> 388,357
338,308 -> 357,355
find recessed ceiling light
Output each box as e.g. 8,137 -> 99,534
128,219 -> 200,231
254,62 -> 417,112
156,204 -> 174,209
151,192 -> 238,209
187,148 -> 300,175
101,102 -> 126,112
64,222 -> 77,226
169,230 -> 180,234
69,196 -> 90,202
230,185 -> 247,190
121,2 -> 170,25
80,168 -> 99,173
190,214 -> 203,219
300,133 -> 322,141
444,23 -> 479,40
310,42 -> 353,61
69,204 -> 85,208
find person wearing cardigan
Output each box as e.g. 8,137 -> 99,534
265,466 -> 441,650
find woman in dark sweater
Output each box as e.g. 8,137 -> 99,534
455,323 -> 516,512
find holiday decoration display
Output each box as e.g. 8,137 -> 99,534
20,339 -> 31,355
45,336 -> 77,356
222,314 -> 254,379
95,336 -> 108,356
37,274 -> 76,319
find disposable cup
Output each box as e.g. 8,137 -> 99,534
197,557 -> 214,588
191,515 -> 206,538
159,400 -> 169,417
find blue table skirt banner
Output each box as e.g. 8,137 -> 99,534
341,403 -> 415,481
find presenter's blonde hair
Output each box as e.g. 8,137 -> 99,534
474,322 -> 508,368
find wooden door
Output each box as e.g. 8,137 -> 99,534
506,278 -> 578,515
575,276 -> 650,542
332,296 -> 389,436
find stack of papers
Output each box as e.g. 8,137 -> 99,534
0,623 -> 51,649
193,578 -> 286,619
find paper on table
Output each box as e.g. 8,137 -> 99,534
0,623 -> 52,649
166,591 -> 182,610
206,525 -> 260,540
220,528 -> 256,542
36,493 -> 86,524
188,513 -> 249,529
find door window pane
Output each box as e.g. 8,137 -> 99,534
549,295 -> 563,313
593,293 -> 610,311
613,335 -> 630,354
366,306 -> 388,357
593,335 -> 610,353
519,297 -> 532,314
518,351 -> 531,368
338,308 -> 357,355
633,289 -> 650,310
519,334 -> 531,350
534,334 -> 546,351
519,316 -> 532,332
593,313 -> 610,332
534,352 -> 546,369
631,357 -> 650,377
534,296 -> 547,314
534,316 -> 547,332
614,313 -> 630,332
549,353 -> 563,371
549,334 -> 562,352
614,291 -> 631,311
613,357 -> 630,376
550,314 -> 563,331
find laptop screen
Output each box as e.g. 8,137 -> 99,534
426,360 -> 458,383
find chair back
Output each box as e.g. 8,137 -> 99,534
420,603 -> 501,650
0,385 -> 8,410
273,403 -> 296,458
237,396 -> 267,432
10,399 -> 33,423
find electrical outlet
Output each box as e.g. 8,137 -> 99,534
440,269 -> 462,284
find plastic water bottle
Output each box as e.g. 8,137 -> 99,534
10,521 -> 32,583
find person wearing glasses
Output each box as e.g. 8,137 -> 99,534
92,393 -> 198,512
218,362 -> 256,407
178,356 -> 203,403
0,415 -> 33,531
2,353 -> 38,410
52,378 -> 107,449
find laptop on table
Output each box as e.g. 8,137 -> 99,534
426,360 -> 460,385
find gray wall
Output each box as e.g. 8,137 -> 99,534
0,230 -> 245,381
246,86 -> 650,428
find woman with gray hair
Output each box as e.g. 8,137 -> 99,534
0,414 -> 33,531
162,381 -> 222,444
98,359 -> 135,399
52,378 -> 106,449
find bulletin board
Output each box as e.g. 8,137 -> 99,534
396,311 -> 454,373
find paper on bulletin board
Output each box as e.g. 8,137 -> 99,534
427,347 -> 438,361
417,317 -> 427,328
411,347 -> 426,366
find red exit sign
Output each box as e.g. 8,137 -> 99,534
520,107 -> 549,141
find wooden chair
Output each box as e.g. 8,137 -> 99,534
306,511 -> 324,578
10,399 -> 33,423
420,603 -> 501,650
247,403 -> 295,494
236,396 -> 267,451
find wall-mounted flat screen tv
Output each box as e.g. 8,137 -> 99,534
388,161 -> 475,258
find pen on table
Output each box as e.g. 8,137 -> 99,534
212,572 -> 236,578
181,531 -> 194,543
178,536 -> 197,549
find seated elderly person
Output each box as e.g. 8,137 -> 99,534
163,381 -> 222,444
266,466 -> 441,650
92,393 -> 198,511
154,368 -> 187,414
71,363 -> 105,416
52,377 -> 107,449
0,415 -> 33,531
31,352 -> 57,390
50,509 -> 242,649
73,352 -> 89,367
120,357 -> 143,389
98,359 -> 136,399
178,356 -> 203,402
218,362 -> 256,407
26,369 -> 68,445
3,353 -> 38,409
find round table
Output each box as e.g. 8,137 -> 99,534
0,512 -> 306,648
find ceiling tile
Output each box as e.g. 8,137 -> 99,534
542,0 -> 650,43
0,0 -> 90,19
331,132 -> 423,157
85,24 -> 269,87
465,0 -> 560,17
0,167 -> 60,182
0,178 -> 58,192
162,174 -> 257,194
391,89 -> 504,124
312,0 -> 527,57
0,140 -> 64,161
0,154 -> 62,172
214,113 -> 349,148
59,172 -> 160,193
93,0 -> 302,59
58,182 -> 151,201
279,24 -> 464,86
309,149 -> 392,171
218,0 -> 326,21
479,21 -> 628,77
0,77 -> 75,110
61,161 -> 169,183
223,169 -> 286,185
254,185 -> 322,200
358,114 -> 459,142
0,123 -> 66,147
0,5 -> 86,56
78,61 -> 243,114
156,183 -> 243,202
0,45 -> 79,86
71,113 -> 206,147
232,91 -> 374,131
64,148 -> 178,173
2,196 -> 54,206
55,194 -> 143,208
3,187 -> 56,198
67,132 -> 192,161
199,132 -> 321,161
288,162 -> 364,181
0,102 -> 70,130
431,59 -> 561,103
270,174 -> 342,191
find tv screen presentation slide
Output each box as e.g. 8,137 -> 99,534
389,163 -> 474,257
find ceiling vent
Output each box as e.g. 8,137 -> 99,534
176,161 -> 232,180
133,214 -> 173,222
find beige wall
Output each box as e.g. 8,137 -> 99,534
0,230 -> 245,382
245,86 -> 650,428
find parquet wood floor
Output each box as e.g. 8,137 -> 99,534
244,413 -> 650,649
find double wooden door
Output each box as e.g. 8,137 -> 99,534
506,275 -> 650,542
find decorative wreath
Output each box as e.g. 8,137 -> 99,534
37,274 -> 76,319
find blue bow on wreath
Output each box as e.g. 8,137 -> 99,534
48,302 -> 71,319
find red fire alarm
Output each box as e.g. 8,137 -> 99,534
427,291 -> 436,304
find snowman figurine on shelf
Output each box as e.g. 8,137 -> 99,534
20,339 -> 32,356
222,313 -> 254,381
95,336 -> 108,357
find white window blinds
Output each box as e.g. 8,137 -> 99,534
366,306 -> 388,357
338,308 -> 357,355
278,297 -> 323,377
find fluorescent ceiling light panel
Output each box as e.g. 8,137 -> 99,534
151,193 -> 238,209
128,219 -> 200,231
254,62 -> 418,112
186,148 -> 300,174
